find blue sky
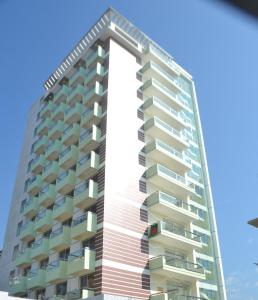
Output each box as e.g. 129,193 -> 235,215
1,0 -> 258,299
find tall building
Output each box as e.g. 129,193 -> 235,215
0,7 -> 227,300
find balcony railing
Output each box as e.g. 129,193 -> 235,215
150,255 -> 204,274
151,292 -> 206,300
159,192 -> 190,211
150,221 -> 200,243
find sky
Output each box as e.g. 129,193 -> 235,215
0,0 -> 258,299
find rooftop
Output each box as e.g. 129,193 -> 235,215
44,7 -> 191,91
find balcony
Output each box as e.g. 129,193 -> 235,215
54,85 -> 70,104
70,67 -> 87,87
76,152 -> 99,180
147,191 -> 199,223
30,238 -> 49,260
27,175 -> 43,196
86,45 -> 105,67
49,226 -> 71,251
52,103 -> 67,121
141,61 -> 182,93
149,255 -> 205,282
46,259 -> 67,284
53,196 -> 73,222
40,101 -> 56,118
83,81 -> 104,107
146,164 -> 194,199
67,289 -> 94,300
21,197 -> 38,218
38,184 -> 56,207
142,97 -> 189,130
74,180 -> 98,210
34,136 -> 48,155
42,161 -> 59,183
148,221 -> 201,251
49,121 -> 64,140
64,103 -> 83,124
20,221 -> 36,241
59,145 -> 79,169
36,118 -> 52,136
45,140 -> 62,161
9,276 -> 27,296
56,170 -> 76,195
140,78 -> 188,111
81,102 -> 102,128
150,292 -> 204,300
85,62 -> 105,86
79,126 -> 101,153
67,85 -> 87,105
30,155 -> 46,174
144,139 -> 191,173
61,123 -> 80,146
144,45 -> 180,77
144,117 -> 188,151
15,248 -> 31,267
27,269 -> 46,290
71,212 -> 97,240
34,209 -> 53,233
67,248 -> 95,276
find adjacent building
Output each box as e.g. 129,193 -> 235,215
0,7 -> 227,300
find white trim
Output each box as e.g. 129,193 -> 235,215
103,222 -> 148,240
95,259 -> 150,275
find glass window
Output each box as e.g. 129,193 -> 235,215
62,218 -> 72,227
80,274 -> 94,289
43,229 -> 52,238
59,248 -> 70,260
82,237 -> 95,250
36,289 -> 46,300
16,221 -> 23,236
56,281 -> 67,296
28,239 -> 35,248
12,245 -> 19,261
23,266 -> 31,276
9,270 -> 15,281
40,258 -> 49,270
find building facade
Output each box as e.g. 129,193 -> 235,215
0,8 -> 227,300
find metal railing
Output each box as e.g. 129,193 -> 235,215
160,221 -> 200,242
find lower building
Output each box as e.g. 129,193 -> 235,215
0,7 -> 227,300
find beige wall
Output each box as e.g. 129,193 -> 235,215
94,38 -> 150,299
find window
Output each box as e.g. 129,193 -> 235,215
80,274 -> 94,289
196,258 -> 213,272
24,178 -> 30,192
23,266 -> 31,276
16,221 -> 23,236
9,270 -> 15,282
27,160 -> 33,173
27,239 -> 35,248
82,237 -> 95,250
20,199 -> 27,213
200,288 -> 217,300
36,289 -> 45,300
12,245 -> 19,261
43,229 -> 52,238
62,218 -> 72,227
193,230 -> 209,245
59,248 -> 70,260
56,281 -> 67,296
40,258 -> 49,270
